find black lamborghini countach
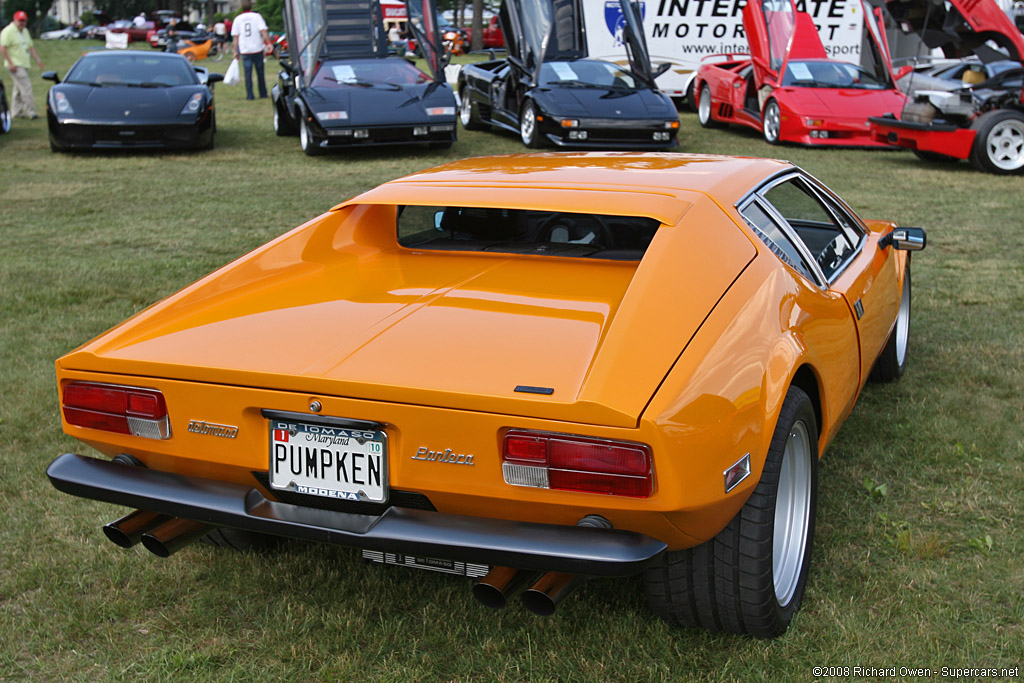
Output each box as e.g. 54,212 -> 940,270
457,0 -> 678,148
271,0 -> 457,155
43,50 -> 221,152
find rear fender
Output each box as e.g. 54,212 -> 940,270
642,258 -> 837,545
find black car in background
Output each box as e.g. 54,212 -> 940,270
43,50 -> 222,152
272,0 -> 457,154
457,0 -> 678,148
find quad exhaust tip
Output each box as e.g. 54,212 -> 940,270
103,510 -> 172,549
102,510 -> 210,557
471,515 -> 607,615
472,566 -> 529,609
520,572 -> 582,616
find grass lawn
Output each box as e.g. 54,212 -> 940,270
0,40 -> 1021,681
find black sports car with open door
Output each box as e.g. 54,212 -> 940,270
42,50 -> 221,152
271,0 -> 457,154
457,0 -> 678,148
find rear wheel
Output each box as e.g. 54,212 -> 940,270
969,109 -> 1024,174
273,99 -> 297,136
0,91 -> 10,134
184,51 -> 196,64
684,78 -> 697,112
697,84 -> 719,129
871,267 -> 911,382
644,385 -> 818,637
459,86 -> 483,130
520,100 -> 543,148
762,99 -> 781,144
299,115 -> 324,156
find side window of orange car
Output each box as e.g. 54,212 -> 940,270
762,177 -> 859,282
738,199 -> 816,283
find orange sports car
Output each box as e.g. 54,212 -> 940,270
47,153 -> 925,637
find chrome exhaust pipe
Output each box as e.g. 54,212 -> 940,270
472,566 -> 531,609
140,517 -> 210,557
102,510 -> 173,549
520,571 -> 583,616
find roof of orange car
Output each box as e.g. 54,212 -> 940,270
333,153 -> 793,224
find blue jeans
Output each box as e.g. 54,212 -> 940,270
241,52 -> 267,99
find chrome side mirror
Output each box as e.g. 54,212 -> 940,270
881,227 -> 926,251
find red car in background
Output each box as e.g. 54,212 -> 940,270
694,0 -> 909,146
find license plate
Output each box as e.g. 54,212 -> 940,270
268,418 -> 388,502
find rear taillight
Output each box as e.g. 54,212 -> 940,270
62,382 -> 171,439
502,430 -> 653,498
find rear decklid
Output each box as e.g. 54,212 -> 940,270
59,156 -> 762,429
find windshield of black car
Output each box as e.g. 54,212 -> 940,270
312,59 -> 431,88
66,55 -> 197,87
781,61 -> 887,89
397,206 -> 659,261
539,60 -> 641,90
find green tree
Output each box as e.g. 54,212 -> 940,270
257,0 -> 284,32
5,0 -> 56,35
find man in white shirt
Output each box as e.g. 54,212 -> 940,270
231,0 -> 270,99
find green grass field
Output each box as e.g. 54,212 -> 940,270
1,40 -> 1021,681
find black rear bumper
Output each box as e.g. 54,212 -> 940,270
47,453 -> 666,577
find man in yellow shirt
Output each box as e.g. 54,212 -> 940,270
1,11 -> 45,119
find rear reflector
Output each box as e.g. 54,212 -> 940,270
502,430 -> 652,498
62,382 -> 171,439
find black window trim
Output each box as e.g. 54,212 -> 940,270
737,194 -> 823,287
736,169 -> 867,287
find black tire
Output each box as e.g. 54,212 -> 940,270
968,109 -> 1024,174
684,78 -> 697,112
871,267 -> 911,382
299,115 -> 324,156
696,84 -> 719,129
762,99 -> 781,145
459,86 -> 483,131
912,149 -> 957,163
519,100 -> 543,149
0,92 -> 10,135
644,386 -> 818,638
202,527 -> 278,551
273,99 -> 296,136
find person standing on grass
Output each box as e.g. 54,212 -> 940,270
1,11 -> 44,119
232,0 -> 270,100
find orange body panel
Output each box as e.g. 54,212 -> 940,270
55,153 -> 904,550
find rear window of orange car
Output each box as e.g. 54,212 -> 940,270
396,206 -> 660,260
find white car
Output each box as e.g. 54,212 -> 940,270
41,26 -> 76,40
